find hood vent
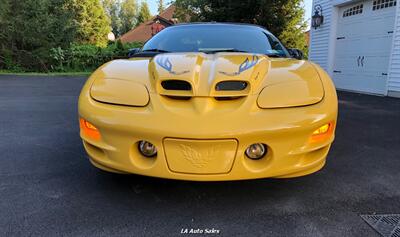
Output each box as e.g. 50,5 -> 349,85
161,80 -> 192,91
165,95 -> 191,100
215,96 -> 244,101
215,81 -> 248,91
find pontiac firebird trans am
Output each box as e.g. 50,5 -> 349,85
78,23 -> 338,181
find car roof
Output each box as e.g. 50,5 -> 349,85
168,22 -> 272,34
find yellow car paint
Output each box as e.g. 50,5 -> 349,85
78,52 -> 338,181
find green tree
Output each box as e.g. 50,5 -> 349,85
102,0 -> 122,36
257,0 -> 308,55
174,0 -> 259,22
0,0 -> 77,71
174,0 -> 308,53
69,0 -> 111,47
137,2 -> 151,25
158,0 -> 165,14
119,0 -> 138,35
0,0 -> 11,46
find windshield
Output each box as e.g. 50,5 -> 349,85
142,24 -> 289,57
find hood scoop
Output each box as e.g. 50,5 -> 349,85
161,80 -> 192,91
215,81 -> 248,91
149,52 -> 269,98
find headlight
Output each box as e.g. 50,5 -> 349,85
257,80 -> 324,109
90,78 -> 149,107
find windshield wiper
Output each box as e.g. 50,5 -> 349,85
129,48 -> 171,58
142,48 -> 170,53
265,53 -> 286,58
198,48 -> 249,54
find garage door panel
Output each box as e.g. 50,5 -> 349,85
365,36 -> 394,53
333,73 -> 387,95
363,55 -> 390,75
332,0 -> 395,95
337,21 -> 367,38
357,75 -> 387,94
333,73 -> 363,92
334,55 -> 364,74
335,39 -> 364,56
368,15 -> 396,35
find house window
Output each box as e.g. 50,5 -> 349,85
373,0 -> 396,10
343,4 -> 363,17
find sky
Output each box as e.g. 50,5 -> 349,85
304,0 -> 313,29
142,0 -> 159,15
144,0 -> 313,28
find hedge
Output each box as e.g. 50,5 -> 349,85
0,41 -> 143,73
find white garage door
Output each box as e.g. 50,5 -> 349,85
333,0 -> 396,95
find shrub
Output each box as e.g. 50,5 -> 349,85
48,41 -> 144,72
1,40 -> 143,73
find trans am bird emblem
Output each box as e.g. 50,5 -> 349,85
180,144 -> 220,168
219,55 -> 259,76
156,57 -> 190,75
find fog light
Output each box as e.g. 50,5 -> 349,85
245,143 -> 267,159
138,141 -> 157,157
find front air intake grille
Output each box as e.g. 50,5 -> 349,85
215,81 -> 248,91
161,80 -> 192,91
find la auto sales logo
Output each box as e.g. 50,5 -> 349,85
180,228 -> 220,235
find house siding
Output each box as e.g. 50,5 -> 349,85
387,1 -> 400,94
309,0 -> 333,71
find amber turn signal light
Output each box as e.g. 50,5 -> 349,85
79,118 -> 101,140
309,122 -> 334,143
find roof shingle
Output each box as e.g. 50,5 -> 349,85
120,5 -> 176,43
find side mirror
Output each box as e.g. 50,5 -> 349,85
128,48 -> 141,58
288,48 -> 304,60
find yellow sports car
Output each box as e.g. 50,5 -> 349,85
78,23 -> 337,181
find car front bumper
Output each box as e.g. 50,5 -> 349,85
78,88 -> 337,181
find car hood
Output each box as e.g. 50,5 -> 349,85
90,52 -> 324,107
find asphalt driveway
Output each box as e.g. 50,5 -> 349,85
0,75 -> 399,237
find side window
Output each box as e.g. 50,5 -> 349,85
265,34 -> 287,56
